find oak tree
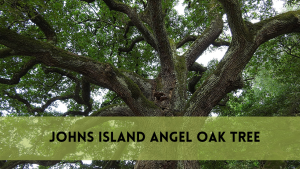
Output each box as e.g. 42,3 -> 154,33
1,0 -> 300,168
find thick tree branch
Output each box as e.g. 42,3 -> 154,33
123,21 -> 134,38
148,0 -> 174,74
10,2 -> 57,43
184,14 -> 223,69
0,48 -> 15,58
0,28 -> 50,52
3,91 -> 32,111
63,109 -> 90,116
0,27 -> 161,116
122,71 -> 154,100
103,0 -> 157,50
100,95 -> 120,108
217,0 -> 247,40
188,62 -> 207,72
185,70 -> 244,116
184,8 -> 300,117
254,10 -> 300,45
176,35 -> 197,49
188,75 -> 202,94
4,90 -> 74,113
92,104 -> 134,116
139,10 -> 152,27
217,95 -> 229,106
82,76 -> 91,105
42,95 -> 72,109
0,59 -> 39,85
188,62 -> 207,94
37,95 -> 74,113
177,35 -> 230,49
44,71 -> 92,114
212,39 -> 230,47
118,36 -> 144,53
4,87 -> 92,115
43,67 -> 79,82
74,80 -> 84,104
27,10 -> 57,43
0,48 -> 35,58
183,1 -> 299,116
43,67 -> 92,113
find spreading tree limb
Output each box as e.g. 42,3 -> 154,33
0,27 -> 161,116
176,35 -> 230,49
212,39 -> 231,47
3,90 -> 74,114
176,35 -> 197,49
254,10 -> 300,44
184,13 -> 223,69
123,21 -> 134,38
92,104 -> 134,116
218,0 -> 247,40
184,7 -> 300,116
0,59 -> 39,85
148,0 -> 174,74
103,0 -> 157,50
44,68 -> 92,114
188,62 -> 207,94
8,1 -> 57,43
43,67 -> 79,82
118,36 -> 144,53
0,48 -> 19,58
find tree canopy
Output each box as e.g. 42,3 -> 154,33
1,0 -> 300,168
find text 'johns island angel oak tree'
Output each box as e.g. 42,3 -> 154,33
1,0 -> 300,168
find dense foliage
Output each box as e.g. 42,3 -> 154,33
1,0 -> 300,168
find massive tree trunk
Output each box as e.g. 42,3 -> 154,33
1,0 -> 300,168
